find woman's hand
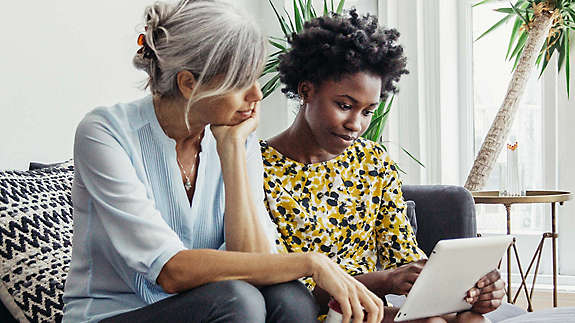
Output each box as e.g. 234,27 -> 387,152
465,269 -> 505,314
309,253 -> 384,323
210,102 -> 260,151
380,259 -> 426,296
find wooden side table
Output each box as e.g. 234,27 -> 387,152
472,190 -> 572,311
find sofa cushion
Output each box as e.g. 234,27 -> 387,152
0,160 -> 74,323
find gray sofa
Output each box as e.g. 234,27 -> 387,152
0,162 -> 511,322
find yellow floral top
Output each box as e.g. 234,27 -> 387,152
260,138 -> 426,290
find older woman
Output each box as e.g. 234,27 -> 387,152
261,9 -> 505,323
62,1 -> 383,323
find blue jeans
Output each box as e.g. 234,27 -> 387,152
100,280 -> 319,323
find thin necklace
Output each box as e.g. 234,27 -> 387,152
153,100 -> 202,191
176,154 -> 197,191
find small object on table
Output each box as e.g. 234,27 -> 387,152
472,190 -> 572,311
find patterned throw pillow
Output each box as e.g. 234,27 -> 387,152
0,161 -> 74,323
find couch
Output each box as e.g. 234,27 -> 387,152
0,162 -> 517,322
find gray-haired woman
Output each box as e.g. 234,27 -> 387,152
62,1 -> 384,323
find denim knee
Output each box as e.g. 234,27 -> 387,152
211,280 -> 266,322
260,280 -> 319,323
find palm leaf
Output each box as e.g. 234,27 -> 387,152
475,14 -> 513,41
510,1 -> 529,26
495,7 -> 515,14
336,0 -> 345,14
298,0 -> 308,20
283,8 -> 296,34
261,74 -> 281,98
269,50 -> 283,58
508,31 -> 528,62
401,147 -> 425,168
324,0 -> 329,16
306,0 -> 313,20
269,40 -> 287,51
507,17 -> 524,58
293,0 -> 304,32
269,0 -> 292,37
473,0 -> 498,7
310,4 -> 318,18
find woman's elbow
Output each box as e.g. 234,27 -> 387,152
156,255 -> 192,294
156,265 -> 181,294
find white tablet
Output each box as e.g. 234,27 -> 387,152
394,236 -> 513,322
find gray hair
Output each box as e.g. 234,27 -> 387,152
133,0 -> 267,129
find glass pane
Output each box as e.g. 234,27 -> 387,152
472,1 -> 545,233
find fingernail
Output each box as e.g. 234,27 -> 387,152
478,282 -> 484,288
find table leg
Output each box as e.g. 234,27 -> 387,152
506,204 -> 512,303
552,202 -> 557,307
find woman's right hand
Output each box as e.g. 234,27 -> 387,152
381,259 -> 426,295
308,253 -> 384,323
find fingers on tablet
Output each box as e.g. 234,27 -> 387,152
477,269 -> 501,288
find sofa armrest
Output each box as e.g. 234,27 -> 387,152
402,185 -> 477,256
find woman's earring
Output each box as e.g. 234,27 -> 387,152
299,98 -> 305,108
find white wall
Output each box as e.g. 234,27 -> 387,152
1,1 -> 149,170
0,0 -> 288,170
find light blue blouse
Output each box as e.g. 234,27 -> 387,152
62,96 -> 277,323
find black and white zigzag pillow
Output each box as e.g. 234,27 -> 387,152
0,161 -> 74,323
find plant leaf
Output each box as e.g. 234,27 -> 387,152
475,14 -> 513,41
509,31 -> 528,62
495,8 -> 515,14
557,34 -> 566,72
283,8 -> 296,33
261,74 -> 281,99
506,17 -> 524,58
298,0 -> 307,20
269,40 -> 287,51
510,1 -> 529,26
269,0 -> 292,37
324,0 -> 329,16
306,0 -> 313,20
310,3 -> 317,18
473,0 -> 497,7
336,0 -> 345,14
401,147 -> 425,168
293,0 -> 304,32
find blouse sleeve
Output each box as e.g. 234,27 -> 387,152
375,155 -> 427,270
73,114 -> 185,285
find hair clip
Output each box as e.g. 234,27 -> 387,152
137,34 -> 146,47
137,33 -> 156,60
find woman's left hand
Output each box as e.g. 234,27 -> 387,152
465,269 -> 506,314
211,102 -> 260,149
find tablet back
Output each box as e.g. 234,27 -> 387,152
395,236 -> 513,322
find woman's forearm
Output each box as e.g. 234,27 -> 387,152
218,140 -> 270,252
157,249 -> 312,293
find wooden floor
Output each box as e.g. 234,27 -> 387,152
511,289 -> 575,311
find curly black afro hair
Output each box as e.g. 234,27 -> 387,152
278,9 -> 408,100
